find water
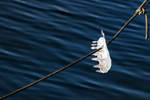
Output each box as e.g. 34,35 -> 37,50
0,0 -> 150,100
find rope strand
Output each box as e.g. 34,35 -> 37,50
0,0 -> 149,99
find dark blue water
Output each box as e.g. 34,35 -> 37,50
0,0 -> 150,100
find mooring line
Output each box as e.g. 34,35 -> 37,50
0,0 -> 149,99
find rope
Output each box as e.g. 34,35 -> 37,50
0,0 -> 149,99
136,0 -> 150,40
145,11 -> 149,40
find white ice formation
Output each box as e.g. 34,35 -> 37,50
91,30 -> 112,73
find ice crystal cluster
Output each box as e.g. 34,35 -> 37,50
91,30 -> 111,73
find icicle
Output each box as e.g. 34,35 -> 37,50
91,30 -> 112,73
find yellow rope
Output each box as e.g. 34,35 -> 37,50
145,11 -> 149,40
136,0 -> 149,40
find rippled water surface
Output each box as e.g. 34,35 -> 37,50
0,0 -> 150,100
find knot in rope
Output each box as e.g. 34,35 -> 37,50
135,1 -> 150,40
136,8 -> 146,15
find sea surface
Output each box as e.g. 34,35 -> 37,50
0,0 -> 150,100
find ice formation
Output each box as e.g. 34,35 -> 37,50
91,30 -> 112,73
